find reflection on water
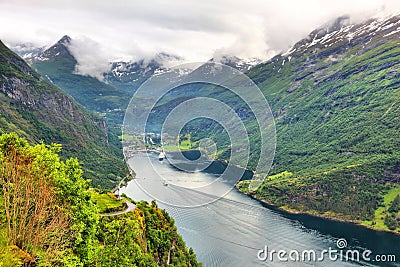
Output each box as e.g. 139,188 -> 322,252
121,153 -> 400,267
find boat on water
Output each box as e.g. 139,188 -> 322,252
158,152 -> 166,161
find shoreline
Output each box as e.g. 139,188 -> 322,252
238,189 -> 400,236
164,149 -> 255,179
141,149 -> 400,236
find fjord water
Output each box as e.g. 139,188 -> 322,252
121,153 -> 400,266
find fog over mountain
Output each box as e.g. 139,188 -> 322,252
1,0 -> 399,79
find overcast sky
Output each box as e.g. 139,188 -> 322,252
0,0 -> 399,64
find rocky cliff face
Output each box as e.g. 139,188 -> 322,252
0,43 -> 102,139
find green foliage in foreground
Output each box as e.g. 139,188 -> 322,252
0,134 -> 201,266
96,201 -> 201,267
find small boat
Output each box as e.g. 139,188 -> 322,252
158,152 -> 166,161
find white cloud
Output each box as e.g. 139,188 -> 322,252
67,37 -> 112,81
0,0 -> 399,78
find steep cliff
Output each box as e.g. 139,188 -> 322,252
0,40 -> 126,188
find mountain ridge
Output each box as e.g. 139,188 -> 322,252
30,36 -> 130,122
239,14 -> 400,232
18,36 -> 264,97
0,39 -> 127,188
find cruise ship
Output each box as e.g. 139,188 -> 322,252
158,151 -> 166,161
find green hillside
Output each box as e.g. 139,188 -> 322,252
31,36 -> 130,124
237,17 -> 400,231
0,40 -> 127,189
0,133 -> 201,266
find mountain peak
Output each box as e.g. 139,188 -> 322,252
58,35 -> 72,45
209,54 -> 262,72
309,15 -> 351,39
0,40 -> 128,188
282,14 -> 400,57
153,52 -> 183,63
31,35 -> 74,63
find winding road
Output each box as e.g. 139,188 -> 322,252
101,201 -> 136,217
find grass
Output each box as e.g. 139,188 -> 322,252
162,144 -> 191,151
119,134 -> 135,140
180,139 -> 192,149
362,184 -> 400,231
267,171 -> 293,180
383,185 -> 400,206
162,134 -> 192,151
90,191 -> 126,213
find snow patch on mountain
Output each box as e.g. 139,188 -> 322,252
9,42 -> 46,63
209,55 -> 262,72
281,14 -> 400,58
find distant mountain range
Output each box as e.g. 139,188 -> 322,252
103,52 -> 183,93
8,42 -> 45,62
13,35 -> 263,96
209,55 -> 262,72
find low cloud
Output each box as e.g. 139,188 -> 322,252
1,0 -> 399,79
67,37 -> 111,81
